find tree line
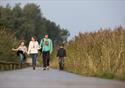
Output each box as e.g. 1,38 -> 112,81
0,3 -> 70,45
0,3 -> 69,62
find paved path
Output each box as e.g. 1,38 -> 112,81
0,67 -> 125,88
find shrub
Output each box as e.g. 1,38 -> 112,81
0,27 -> 19,62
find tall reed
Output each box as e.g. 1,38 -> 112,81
51,27 -> 125,80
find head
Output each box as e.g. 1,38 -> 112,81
19,40 -> 25,46
31,36 -> 37,41
59,43 -> 64,48
44,34 -> 49,39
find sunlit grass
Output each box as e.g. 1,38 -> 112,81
51,26 -> 125,80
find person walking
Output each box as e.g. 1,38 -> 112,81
12,40 -> 27,68
57,43 -> 66,70
28,36 -> 40,70
40,34 -> 53,70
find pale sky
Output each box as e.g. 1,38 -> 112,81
0,0 -> 125,39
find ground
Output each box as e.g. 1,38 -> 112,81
0,67 -> 125,88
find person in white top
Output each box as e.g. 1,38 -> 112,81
12,40 -> 27,68
28,36 -> 40,70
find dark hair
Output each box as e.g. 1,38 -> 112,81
59,43 -> 64,47
19,40 -> 25,46
32,36 -> 37,41
45,34 -> 49,36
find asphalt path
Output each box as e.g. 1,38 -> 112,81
0,67 -> 125,88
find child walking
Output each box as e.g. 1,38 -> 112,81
57,43 -> 66,70
12,40 -> 27,68
28,37 -> 40,70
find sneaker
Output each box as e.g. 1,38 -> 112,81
42,68 -> 46,70
33,67 -> 35,70
46,66 -> 49,70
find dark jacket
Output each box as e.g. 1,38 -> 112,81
57,48 -> 66,57
17,50 -> 26,60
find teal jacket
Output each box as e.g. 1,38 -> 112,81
40,38 -> 53,53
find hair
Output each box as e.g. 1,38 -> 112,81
19,40 -> 25,46
32,36 -> 37,41
45,34 -> 49,36
59,43 -> 64,47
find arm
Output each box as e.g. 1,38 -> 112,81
12,47 -> 19,51
25,46 -> 28,54
40,39 -> 44,47
12,48 -> 18,51
27,42 -> 31,54
37,41 -> 41,50
50,39 -> 53,54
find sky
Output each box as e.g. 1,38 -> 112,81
0,0 -> 125,40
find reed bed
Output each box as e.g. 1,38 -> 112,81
51,27 -> 125,80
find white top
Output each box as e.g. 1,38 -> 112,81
28,41 -> 40,54
18,45 -> 27,53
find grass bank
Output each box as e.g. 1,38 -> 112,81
51,27 -> 125,80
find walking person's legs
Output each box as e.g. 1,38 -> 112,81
42,52 -> 47,70
59,58 -> 61,70
59,57 -> 64,70
19,53 -> 24,68
34,54 -> 37,66
31,54 -> 34,69
31,54 -> 37,70
61,58 -> 64,70
46,51 -> 50,69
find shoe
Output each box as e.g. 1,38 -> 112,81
42,68 -> 46,70
33,67 -> 35,70
46,66 -> 49,70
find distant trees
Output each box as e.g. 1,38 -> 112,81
0,3 -> 70,45
0,3 -> 69,62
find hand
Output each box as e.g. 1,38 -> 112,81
12,48 -> 16,51
27,52 -> 30,55
50,52 -> 52,55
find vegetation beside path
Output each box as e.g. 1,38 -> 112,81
0,28 -> 19,62
51,27 -> 125,80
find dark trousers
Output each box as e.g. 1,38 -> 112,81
59,57 -> 64,70
42,51 -> 50,68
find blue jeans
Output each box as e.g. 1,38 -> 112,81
31,54 -> 38,66
19,53 -> 24,64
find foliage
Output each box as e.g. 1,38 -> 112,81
0,27 -> 19,62
0,3 -> 69,45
